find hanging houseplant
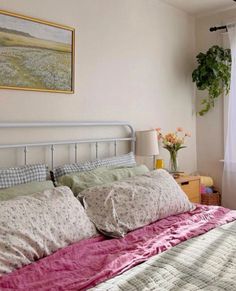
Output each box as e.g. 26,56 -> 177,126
192,45 -> 231,116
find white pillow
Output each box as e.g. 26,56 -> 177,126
83,170 -> 195,237
0,186 -> 97,275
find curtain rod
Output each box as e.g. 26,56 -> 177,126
210,23 -> 236,32
209,25 -> 227,32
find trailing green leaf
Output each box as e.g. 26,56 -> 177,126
192,45 -> 231,116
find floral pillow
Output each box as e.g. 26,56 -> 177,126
82,169 -> 195,237
0,186 -> 97,275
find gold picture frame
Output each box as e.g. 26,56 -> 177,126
0,10 -> 75,93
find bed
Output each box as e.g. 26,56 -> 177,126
0,121 -> 235,291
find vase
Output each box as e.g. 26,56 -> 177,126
169,150 -> 178,172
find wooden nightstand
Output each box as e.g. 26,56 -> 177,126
175,176 -> 201,203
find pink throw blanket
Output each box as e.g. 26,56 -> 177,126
0,205 -> 236,290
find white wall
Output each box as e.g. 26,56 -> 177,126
195,8 -> 236,193
0,0 -> 197,172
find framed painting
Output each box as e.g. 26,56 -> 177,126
0,10 -> 75,93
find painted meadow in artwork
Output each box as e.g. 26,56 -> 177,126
0,11 -> 74,93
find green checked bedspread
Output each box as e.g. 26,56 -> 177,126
92,221 -> 236,291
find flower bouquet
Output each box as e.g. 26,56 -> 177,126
156,127 -> 191,172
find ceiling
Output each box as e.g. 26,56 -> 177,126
160,0 -> 236,16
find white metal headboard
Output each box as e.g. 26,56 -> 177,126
0,121 -> 135,169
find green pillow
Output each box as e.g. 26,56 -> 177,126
0,181 -> 55,201
58,164 -> 149,196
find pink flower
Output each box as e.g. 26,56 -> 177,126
177,127 -> 183,132
185,132 -> 191,137
156,128 -> 161,132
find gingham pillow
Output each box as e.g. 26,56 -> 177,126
0,164 -> 48,189
53,152 -> 136,180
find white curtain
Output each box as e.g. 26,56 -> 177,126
223,25 -> 236,209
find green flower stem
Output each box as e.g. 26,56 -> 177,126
169,150 -> 178,172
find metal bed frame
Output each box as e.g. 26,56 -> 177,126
0,121 -> 135,169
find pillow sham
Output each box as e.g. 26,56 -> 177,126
0,186 -> 97,275
0,180 -> 54,201
58,164 -> 149,196
53,152 -> 136,181
83,169 -> 195,238
0,164 -> 48,189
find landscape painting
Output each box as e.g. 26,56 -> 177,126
0,10 -> 74,93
